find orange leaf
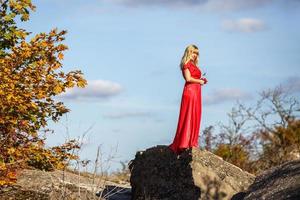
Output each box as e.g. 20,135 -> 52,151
58,53 -> 64,60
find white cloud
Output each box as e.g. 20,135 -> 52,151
59,80 -> 123,100
221,18 -> 268,33
203,0 -> 272,11
110,0 -> 273,11
103,111 -> 153,119
204,88 -> 253,105
110,0 -> 206,7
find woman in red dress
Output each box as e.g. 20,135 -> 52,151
169,44 -> 208,154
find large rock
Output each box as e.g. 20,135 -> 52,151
0,169 -> 131,200
129,145 -> 255,200
0,169 -> 95,200
233,159 -> 300,200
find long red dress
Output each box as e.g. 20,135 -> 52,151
169,60 -> 202,154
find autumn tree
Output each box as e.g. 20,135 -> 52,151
209,107 -> 255,172
202,85 -> 300,174
0,0 -> 87,185
237,86 -> 300,173
202,125 -> 214,152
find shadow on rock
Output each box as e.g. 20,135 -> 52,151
129,145 -> 254,200
129,145 -> 200,200
232,159 -> 300,200
96,185 -> 131,200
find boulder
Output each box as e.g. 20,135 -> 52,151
233,159 -> 300,200
129,145 -> 255,200
0,169 -> 131,200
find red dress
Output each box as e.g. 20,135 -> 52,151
169,61 -> 202,154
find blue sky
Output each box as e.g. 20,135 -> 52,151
22,0 -> 300,171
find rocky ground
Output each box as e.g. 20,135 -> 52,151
0,169 -> 131,200
1,146 -> 299,200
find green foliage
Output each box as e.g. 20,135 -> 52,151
26,140 -> 80,171
0,0 -> 36,56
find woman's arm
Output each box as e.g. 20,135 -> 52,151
183,69 -> 205,85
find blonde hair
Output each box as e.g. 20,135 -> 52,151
180,44 -> 199,69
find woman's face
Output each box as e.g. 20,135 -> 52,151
190,49 -> 199,62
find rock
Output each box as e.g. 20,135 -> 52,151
129,145 -> 255,200
0,169 -> 131,200
0,169 -> 97,200
96,185 -> 132,200
232,159 -> 300,200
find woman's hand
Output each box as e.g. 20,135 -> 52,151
200,77 -> 208,84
